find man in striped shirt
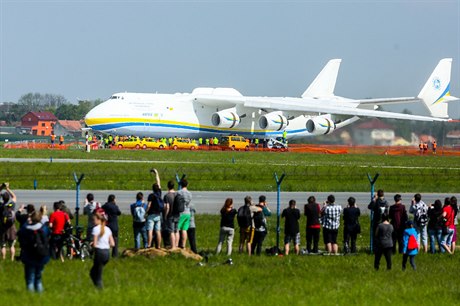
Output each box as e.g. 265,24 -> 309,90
321,195 -> 343,255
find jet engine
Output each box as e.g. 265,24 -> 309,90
305,117 -> 336,135
211,109 -> 241,128
258,112 -> 288,131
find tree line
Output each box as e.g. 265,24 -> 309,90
0,93 -> 103,123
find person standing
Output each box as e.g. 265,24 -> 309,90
368,189 -> 389,251
282,200 -> 301,255
163,181 -> 178,249
251,195 -> 271,256
90,209 -> 115,289
432,140 -> 437,154
187,201 -> 197,253
374,215 -> 394,270
450,196 -> 458,254
146,169 -> 163,249
49,202 -> 71,260
50,132 -> 56,147
130,192 -> 148,249
1,203 -> 17,261
343,197 -> 361,254
238,196 -> 261,255
59,135 -> 64,145
17,211 -> 50,293
388,194 -> 408,254
102,194 -> 121,257
402,221 -> 419,271
83,193 -> 100,241
440,198 -> 455,254
409,193 -> 428,253
427,200 -> 443,254
304,196 -> 321,254
177,179 -> 192,249
321,195 -> 342,254
216,198 -> 237,256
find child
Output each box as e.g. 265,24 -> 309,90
90,208 -> 115,289
282,200 -> 301,255
402,221 -> 419,271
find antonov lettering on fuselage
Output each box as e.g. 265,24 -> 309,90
84,58 -> 458,139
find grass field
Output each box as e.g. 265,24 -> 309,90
1,148 -> 460,192
0,214 -> 459,306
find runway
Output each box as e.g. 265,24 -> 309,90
12,190 -> 453,215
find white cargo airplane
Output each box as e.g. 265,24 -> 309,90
85,58 -> 457,139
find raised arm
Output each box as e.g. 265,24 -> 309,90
153,168 -> 161,189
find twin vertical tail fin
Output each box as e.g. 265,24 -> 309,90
302,59 -> 342,98
418,58 -> 458,118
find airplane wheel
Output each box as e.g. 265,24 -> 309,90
142,145 -> 147,149
118,144 -> 123,149
245,146 -> 249,151
135,144 -> 140,149
191,146 -> 196,150
173,145 -> 178,150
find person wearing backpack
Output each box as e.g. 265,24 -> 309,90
176,179 -> 192,249
409,193 -> 428,253
427,199 -> 443,254
1,203 -> 17,261
130,192 -> 148,249
402,221 -> 419,271
84,193 -> 100,242
238,196 -> 261,255
368,189 -> 389,252
17,211 -> 50,293
90,208 -> 114,289
102,194 -> 121,257
49,201 -> 71,261
251,195 -> 271,256
146,169 -> 163,249
374,214 -> 394,270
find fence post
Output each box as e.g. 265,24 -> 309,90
274,172 -> 286,254
175,173 -> 186,189
367,173 -> 379,254
73,172 -> 85,228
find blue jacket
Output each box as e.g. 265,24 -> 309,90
403,228 -> 419,255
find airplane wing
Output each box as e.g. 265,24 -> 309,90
355,97 -> 421,105
193,95 -> 448,122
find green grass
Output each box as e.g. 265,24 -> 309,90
0,214 -> 458,305
1,148 -> 460,192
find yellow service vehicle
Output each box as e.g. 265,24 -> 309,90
220,135 -> 250,151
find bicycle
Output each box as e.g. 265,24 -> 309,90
61,226 -> 92,261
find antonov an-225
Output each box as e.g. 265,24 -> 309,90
84,58 -> 457,140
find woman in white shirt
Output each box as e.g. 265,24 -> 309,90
90,209 -> 114,289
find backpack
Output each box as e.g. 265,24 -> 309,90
237,205 -> 252,228
32,229 -> 49,258
172,193 -> 185,215
133,203 -> 146,223
407,234 -> 418,251
151,194 -> 164,213
414,204 -> 428,227
253,210 -> 264,229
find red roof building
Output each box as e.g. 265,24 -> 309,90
53,120 -> 83,137
20,111 -> 58,136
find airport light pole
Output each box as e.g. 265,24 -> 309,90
274,172 -> 286,254
73,172 -> 85,228
367,173 -> 379,254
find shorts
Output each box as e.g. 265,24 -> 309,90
0,239 -> 15,248
323,228 -> 338,244
240,227 -> 255,245
178,214 -> 191,231
146,214 -> 162,231
284,233 -> 301,245
165,216 -> 179,233
415,224 -> 428,246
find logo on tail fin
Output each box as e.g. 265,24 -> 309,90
432,78 -> 441,90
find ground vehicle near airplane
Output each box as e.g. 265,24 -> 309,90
220,135 -> 250,151
141,138 -> 166,150
116,138 -> 142,149
172,138 -> 198,150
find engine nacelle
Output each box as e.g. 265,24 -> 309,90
211,109 -> 240,128
259,112 -> 288,131
306,117 -> 336,135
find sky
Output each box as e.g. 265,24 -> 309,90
1,0 -> 459,117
